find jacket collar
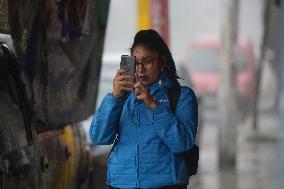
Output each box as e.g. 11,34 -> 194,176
128,72 -> 174,111
148,72 -> 174,97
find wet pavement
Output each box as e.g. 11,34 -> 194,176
188,96 -> 284,189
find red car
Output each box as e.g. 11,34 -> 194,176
180,36 -> 256,105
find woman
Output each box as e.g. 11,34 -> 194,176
89,29 -> 198,189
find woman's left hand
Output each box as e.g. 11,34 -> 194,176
134,78 -> 157,109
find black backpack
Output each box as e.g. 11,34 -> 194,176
167,85 -> 199,177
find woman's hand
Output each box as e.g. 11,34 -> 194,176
134,76 -> 158,109
112,69 -> 135,98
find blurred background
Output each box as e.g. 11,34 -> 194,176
0,0 -> 283,189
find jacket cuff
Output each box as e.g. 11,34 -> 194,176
105,93 -> 126,105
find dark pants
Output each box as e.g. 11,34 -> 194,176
109,185 -> 187,189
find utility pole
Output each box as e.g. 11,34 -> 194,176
218,0 -> 240,168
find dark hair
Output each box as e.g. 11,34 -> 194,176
130,29 -> 180,85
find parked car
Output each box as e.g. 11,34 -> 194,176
180,36 -> 256,108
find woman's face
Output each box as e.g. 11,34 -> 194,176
132,45 -> 163,87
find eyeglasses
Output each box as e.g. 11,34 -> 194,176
135,57 -> 159,70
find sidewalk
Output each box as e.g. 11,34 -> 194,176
189,109 -> 284,189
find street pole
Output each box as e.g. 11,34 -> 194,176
218,0 -> 240,168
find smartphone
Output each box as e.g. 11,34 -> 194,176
120,55 -> 136,77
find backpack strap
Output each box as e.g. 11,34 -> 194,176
167,85 -> 181,112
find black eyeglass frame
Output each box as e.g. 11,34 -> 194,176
135,56 -> 160,70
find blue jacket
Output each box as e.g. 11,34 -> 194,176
89,73 -> 198,189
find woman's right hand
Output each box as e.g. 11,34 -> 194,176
112,69 -> 135,98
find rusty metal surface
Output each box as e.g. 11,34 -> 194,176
0,42 -> 32,156
0,1 -> 110,188
0,42 -> 42,189
0,86 -> 28,155
5,0 -> 110,127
